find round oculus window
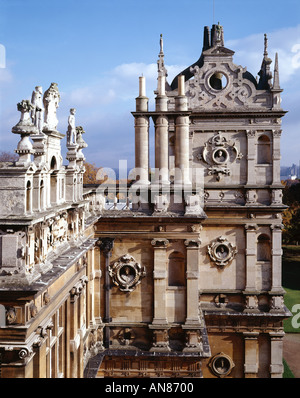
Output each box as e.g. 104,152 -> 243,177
209,72 -> 228,90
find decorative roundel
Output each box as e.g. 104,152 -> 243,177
207,236 -> 237,269
109,254 -> 146,292
212,147 -> 229,164
209,353 -> 235,377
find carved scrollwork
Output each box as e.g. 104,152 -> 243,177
109,254 -> 146,292
207,236 -> 237,269
197,131 -> 242,181
18,347 -> 32,360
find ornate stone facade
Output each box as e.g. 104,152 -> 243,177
0,23 -> 290,378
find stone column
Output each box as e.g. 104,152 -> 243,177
244,224 -> 257,293
152,75 -> 169,186
246,130 -> 256,185
134,76 -> 150,186
243,332 -> 259,378
135,116 -> 150,185
270,224 -> 284,293
175,75 -> 191,186
272,129 -> 281,185
269,331 -> 284,378
154,115 -> 169,185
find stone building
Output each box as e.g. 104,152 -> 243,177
0,23 -> 290,378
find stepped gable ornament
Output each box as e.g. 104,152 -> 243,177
109,254 -> 146,292
197,131 -> 242,181
207,236 -> 237,269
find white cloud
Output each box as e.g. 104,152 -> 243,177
226,24 -> 300,84
64,62 -> 186,112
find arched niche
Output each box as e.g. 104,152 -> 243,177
168,251 -> 186,287
257,233 -> 271,262
257,135 -> 271,164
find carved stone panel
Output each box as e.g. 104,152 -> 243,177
197,131 -> 242,181
109,254 -> 146,292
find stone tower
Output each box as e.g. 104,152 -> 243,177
90,23 -> 289,378
0,24 -> 290,379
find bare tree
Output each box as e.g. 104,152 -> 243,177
0,151 -> 18,162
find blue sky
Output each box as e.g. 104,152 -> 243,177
0,0 -> 300,169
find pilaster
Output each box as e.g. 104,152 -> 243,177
243,223 -> 257,294
150,238 -> 169,325
269,331 -> 284,378
246,130 -> 256,185
243,332 -> 259,378
184,239 -> 201,325
272,129 -> 282,185
270,223 -> 284,294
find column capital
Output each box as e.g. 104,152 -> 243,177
246,129 -> 256,138
151,238 -> 169,248
272,129 -> 282,138
184,238 -> 201,248
245,223 -> 258,231
242,331 -> 259,339
270,223 -> 284,231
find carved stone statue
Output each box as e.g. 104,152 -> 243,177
43,83 -> 60,131
31,86 -> 44,134
67,108 -> 76,145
